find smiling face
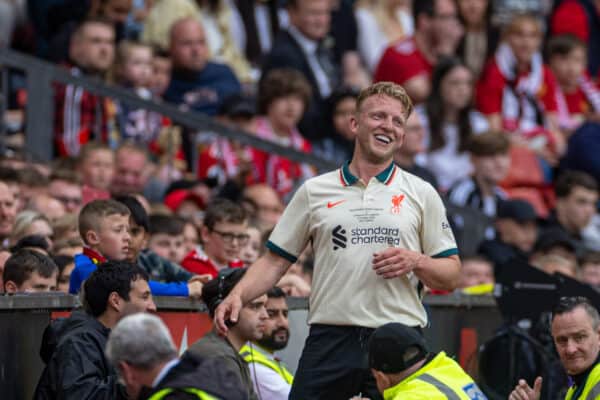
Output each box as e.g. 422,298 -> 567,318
552,306 -> 600,375
351,94 -> 407,165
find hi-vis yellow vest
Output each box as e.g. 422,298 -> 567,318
147,388 -> 219,400
566,363 -> 600,400
239,344 -> 294,384
383,352 -> 486,400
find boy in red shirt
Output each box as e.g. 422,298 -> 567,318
547,34 -> 600,134
181,198 -> 247,278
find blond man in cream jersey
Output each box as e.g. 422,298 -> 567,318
215,82 -> 461,400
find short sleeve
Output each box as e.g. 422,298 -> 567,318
374,42 -> 426,85
419,184 -> 458,257
266,183 -> 311,263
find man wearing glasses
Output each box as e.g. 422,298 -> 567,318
182,198 -> 249,278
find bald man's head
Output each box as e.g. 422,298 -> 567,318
169,17 -> 209,71
243,184 -> 284,231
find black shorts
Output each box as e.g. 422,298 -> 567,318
289,324 -> 382,400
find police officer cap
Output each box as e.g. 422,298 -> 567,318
368,322 -> 428,374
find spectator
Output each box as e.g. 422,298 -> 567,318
530,228 -> 579,271
312,86 -> 358,166
183,220 -> 200,256
113,41 -> 164,146
10,235 -> 51,255
242,184 -> 283,233
547,34 -> 600,134
580,252 -> 600,289
34,261 -> 155,399
147,214 -> 187,265
53,237 -> 84,258
17,168 -> 50,207
48,170 -> 83,214
549,0 -> 600,77
456,0 -> 499,78
3,249 -> 58,293
254,68 -> 315,198
10,211 -> 54,249
476,13 -> 563,161
181,198 -> 247,278
0,180 -> 18,246
543,170 -> 598,250
105,313 -> 239,400
111,143 -> 152,196
458,255 -> 494,289
27,195 -> 66,222
51,214 -> 81,245
53,255 -> 75,294
393,110 -> 439,190
355,0 -> 414,72
187,268 -> 265,400
77,142 -> 115,193
163,189 -> 205,227
163,17 -> 241,116
240,287 -> 294,399
0,250 -> 10,293
53,17 -> 115,157
69,199 -> 191,297
447,132 -> 511,217
531,253 -> 578,278
149,47 -> 172,96
141,0 -> 200,51
418,57 -> 490,190
374,0 -> 464,104
368,322 -> 485,399
261,0 -> 339,140
510,297 -> 600,400
240,224 -> 262,267
479,199 -> 538,268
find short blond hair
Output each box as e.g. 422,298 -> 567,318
356,82 -> 413,119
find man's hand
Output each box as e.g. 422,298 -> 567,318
214,292 -> 243,336
189,274 -> 212,284
187,281 -> 204,299
509,377 -> 542,400
372,248 -> 427,279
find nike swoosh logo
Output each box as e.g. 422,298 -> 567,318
327,200 -> 346,208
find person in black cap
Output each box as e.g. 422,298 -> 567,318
479,199 -> 539,270
368,322 -> 484,399
530,228 -> 579,270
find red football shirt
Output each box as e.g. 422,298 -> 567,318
374,38 -> 433,85
181,248 -> 244,278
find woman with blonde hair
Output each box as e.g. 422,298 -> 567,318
10,211 -> 54,249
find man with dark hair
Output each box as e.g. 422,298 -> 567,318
187,268 -> 266,400
3,249 -> 58,293
182,198 -> 248,278
510,297 -> 600,400
240,287 -> 294,400
368,322 -> 484,399
447,131 -> 511,218
34,261 -> 156,399
543,170 -> 598,249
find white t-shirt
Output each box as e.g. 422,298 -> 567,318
267,162 -> 458,328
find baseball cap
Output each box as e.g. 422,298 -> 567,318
496,199 -> 537,223
163,189 -> 205,213
368,323 -> 428,373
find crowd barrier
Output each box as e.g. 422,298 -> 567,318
0,293 -> 501,400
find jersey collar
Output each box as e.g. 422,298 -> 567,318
340,161 -> 397,186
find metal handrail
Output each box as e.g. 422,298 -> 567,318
0,48 -> 336,171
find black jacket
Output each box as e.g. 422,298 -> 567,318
34,310 -> 126,399
139,352 -> 247,400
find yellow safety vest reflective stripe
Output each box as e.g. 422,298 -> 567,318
146,387 -> 219,400
239,344 -> 294,384
566,363 -> 600,400
383,352 -> 486,400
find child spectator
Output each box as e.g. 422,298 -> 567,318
181,198 -> 246,278
458,255 -> 494,289
77,142 -> 116,192
447,132 -> 511,218
3,249 -> 58,293
547,34 -> 600,134
183,220 -> 199,256
113,41 -> 164,146
148,214 -> 187,264
417,57 -> 489,190
149,48 -> 172,97
52,255 -> 75,293
254,68 -> 315,198
115,195 -> 195,284
476,13 -> 564,162
580,252 -> 600,289
69,199 -> 191,297
163,189 -> 205,228
240,224 -> 262,267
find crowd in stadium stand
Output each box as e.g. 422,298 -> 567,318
3,0 -> 600,399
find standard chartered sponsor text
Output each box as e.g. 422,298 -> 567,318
350,227 -> 401,246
